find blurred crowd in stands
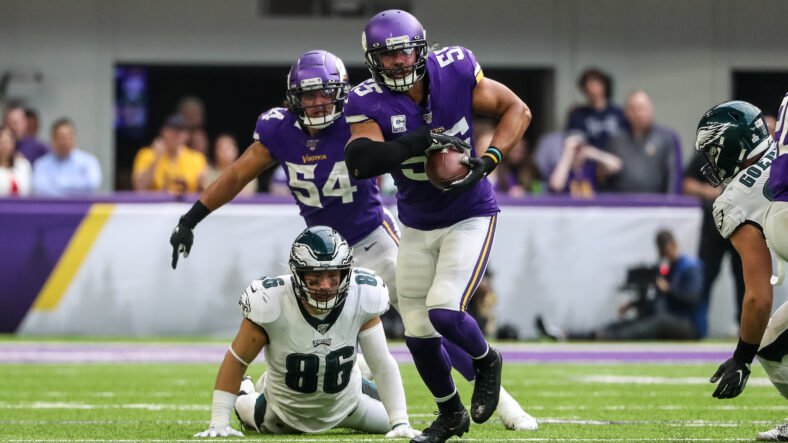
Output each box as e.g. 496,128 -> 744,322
6,66 -> 770,201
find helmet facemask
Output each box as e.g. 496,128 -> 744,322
365,40 -> 428,92
287,83 -> 349,129
289,226 -> 353,313
292,266 -> 352,313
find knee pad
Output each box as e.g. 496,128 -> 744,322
758,301 -> 788,361
398,297 -> 438,338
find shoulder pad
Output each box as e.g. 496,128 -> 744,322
253,108 -> 292,142
713,194 -> 746,238
239,276 -> 287,325
352,267 -> 390,319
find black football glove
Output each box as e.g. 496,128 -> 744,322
170,217 -> 194,269
710,357 -> 751,399
426,133 -> 472,155
445,155 -> 497,193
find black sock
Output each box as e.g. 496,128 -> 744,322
437,392 -> 464,415
475,347 -> 498,367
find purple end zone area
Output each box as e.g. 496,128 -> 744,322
0,342 -> 733,364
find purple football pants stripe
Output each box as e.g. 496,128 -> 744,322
459,214 -> 497,311
381,210 -> 400,245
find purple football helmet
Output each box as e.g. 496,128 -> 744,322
286,50 -> 350,129
362,9 -> 427,92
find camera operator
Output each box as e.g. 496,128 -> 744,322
536,229 -> 704,340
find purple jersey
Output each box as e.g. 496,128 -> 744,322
253,108 -> 382,245
773,92 -> 788,202
344,46 -> 499,230
771,154 -> 788,202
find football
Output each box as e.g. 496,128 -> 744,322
425,145 -> 470,190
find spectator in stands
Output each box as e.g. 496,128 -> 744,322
24,108 -> 40,138
536,229 -> 704,340
606,91 -> 682,194
178,96 -> 210,157
566,68 -> 627,152
132,114 -> 207,194
683,154 -> 744,333
32,119 -> 102,196
0,127 -> 32,196
201,134 -> 257,195
548,132 -> 621,197
495,139 -> 541,196
3,106 -> 48,164
476,121 -> 539,196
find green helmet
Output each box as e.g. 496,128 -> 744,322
694,100 -> 771,187
289,226 -> 353,312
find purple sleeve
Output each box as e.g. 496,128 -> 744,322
442,46 -> 482,92
344,81 -> 382,125
771,154 -> 788,201
775,92 -> 788,148
252,108 -> 286,150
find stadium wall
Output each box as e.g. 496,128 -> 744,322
1,0 -> 787,191
5,196 -> 785,338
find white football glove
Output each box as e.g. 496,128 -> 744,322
385,423 -> 421,438
193,425 -> 244,438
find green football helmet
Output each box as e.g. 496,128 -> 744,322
289,226 -> 353,312
694,100 -> 771,187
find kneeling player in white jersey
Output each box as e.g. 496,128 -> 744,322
194,226 -> 419,438
694,99 -> 788,441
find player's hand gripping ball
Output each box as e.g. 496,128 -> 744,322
425,134 -> 471,190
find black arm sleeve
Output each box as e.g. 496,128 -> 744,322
344,126 -> 431,179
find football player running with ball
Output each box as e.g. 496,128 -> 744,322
695,98 -> 788,441
343,10 -> 533,443
194,226 -> 419,438
169,49 -> 537,435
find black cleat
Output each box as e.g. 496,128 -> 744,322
470,347 -> 502,423
411,409 -> 470,443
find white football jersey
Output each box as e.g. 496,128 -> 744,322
238,268 -> 389,433
713,143 -> 778,238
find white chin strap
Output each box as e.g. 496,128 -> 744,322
382,71 -> 418,92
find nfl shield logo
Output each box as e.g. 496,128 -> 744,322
317,324 -> 329,335
306,139 -> 319,151
423,112 -> 432,124
391,115 -> 407,133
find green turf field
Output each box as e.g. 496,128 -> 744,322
1,356 -> 785,442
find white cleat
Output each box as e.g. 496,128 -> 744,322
497,386 -> 538,431
239,375 -> 255,396
757,421 -> 788,441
